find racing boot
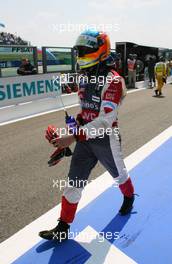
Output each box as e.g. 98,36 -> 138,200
39,219 -> 70,241
119,195 -> 135,215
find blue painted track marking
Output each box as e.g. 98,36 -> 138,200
13,138 -> 172,264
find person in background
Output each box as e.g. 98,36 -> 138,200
127,54 -> 137,88
167,58 -> 172,84
105,52 -> 119,72
165,59 -> 170,77
154,57 -> 166,96
147,57 -> 156,88
115,53 -> 123,76
17,58 -> 37,75
169,59 -> 172,76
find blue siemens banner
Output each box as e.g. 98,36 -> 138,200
0,73 -> 61,107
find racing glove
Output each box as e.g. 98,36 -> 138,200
45,125 -> 57,142
48,146 -> 72,167
76,113 -> 85,126
45,125 -> 72,167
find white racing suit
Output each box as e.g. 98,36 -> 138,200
60,69 -> 134,223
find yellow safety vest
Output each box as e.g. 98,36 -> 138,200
155,62 -> 166,76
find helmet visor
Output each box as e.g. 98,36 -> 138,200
74,35 -> 98,57
75,46 -> 98,57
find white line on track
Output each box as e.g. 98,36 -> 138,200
0,88 -> 146,127
0,124 -> 172,264
0,103 -> 80,126
127,87 -> 146,94
75,226 -> 137,264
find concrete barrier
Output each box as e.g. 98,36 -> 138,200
0,73 -> 61,107
0,93 -> 79,124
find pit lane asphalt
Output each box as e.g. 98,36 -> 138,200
0,84 -> 172,242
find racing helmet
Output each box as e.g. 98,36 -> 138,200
74,29 -> 111,69
106,52 -> 121,67
106,52 -> 116,66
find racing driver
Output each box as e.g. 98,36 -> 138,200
39,29 -> 135,241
